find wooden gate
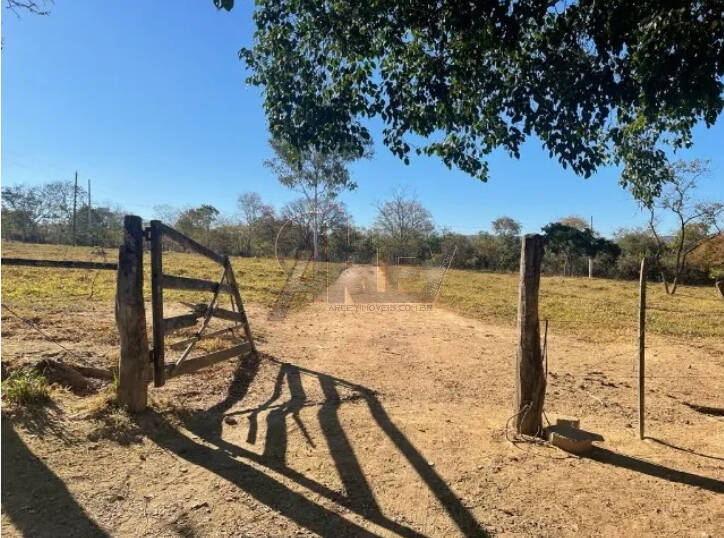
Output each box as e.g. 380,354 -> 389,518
147,220 -> 256,387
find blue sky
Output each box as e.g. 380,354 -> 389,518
2,1 -> 722,237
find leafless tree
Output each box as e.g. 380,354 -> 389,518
557,215 -> 589,231
491,216 -> 521,237
238,193 -> 264,226
238,192 -> 275,255
374,189 -> 434,255
152,204 -> 181,226
5,0 -> 51,17
648,159 -> 723,295
265,137 -> 369,261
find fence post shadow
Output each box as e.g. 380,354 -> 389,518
1,420 -> 109,537
586,446 -> 724,494
159,355 -> 489,537
644,437 -> 724,462
138,409 -> 379,537
264,358 -> 489,537
171,357 -> 428,538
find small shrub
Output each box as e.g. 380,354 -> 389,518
2,369 -> 50,406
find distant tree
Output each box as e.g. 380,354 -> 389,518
2,180 -> 89,244
207,216 -> 242,256
374,190 -> 434,256
543,222 -> 619,277
238,193 -> 264,226
43,180 -> 87,243
688,234 -> 724,299
543,223 -> 588,276
265,137 -> 369,261
557,216 -> 589,231
74,205 -> 125,247
2,180 -> 124,247
647,159 -> 723,295
176,205 -> 220,246
488,217 -> 522,271
1,184 -> 46,241
491,216 -> 521,237
439,231 -> 475,269
348,227 -> 379,264
612,228 -> 661,280
280,198 -> 349,260
238,192 -> 275,256
153,204 -> 181,226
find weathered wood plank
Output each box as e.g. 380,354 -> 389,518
150,220 -> 166,387
224,256 -> 257,355
174,265 -> 227,366
2,258 -> 118,270
211,307 -> 243,322
116,215 -> 150,411
157,222 -> 225,265
514,234 -> 546,436
163,313 -> 202,333
169,326 -> 238,350
165,343 -> 252,379
162,274 -> 229,293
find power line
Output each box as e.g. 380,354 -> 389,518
72,171 -> 78,245
88,178 -> 92,244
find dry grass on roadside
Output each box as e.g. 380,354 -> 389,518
438,269 -> 724,343
1,242 -> 340,311
1,368 -> 50,406
3,241 -> 722,343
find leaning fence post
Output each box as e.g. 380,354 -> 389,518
116,215 -> 150,411
638,256 -> 647,439
514,234 -> 546,436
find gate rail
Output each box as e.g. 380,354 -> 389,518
147,220 -> 255,387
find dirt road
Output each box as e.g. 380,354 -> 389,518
2,265 -> 723,536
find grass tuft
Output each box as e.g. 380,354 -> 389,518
2,368 -> 51,406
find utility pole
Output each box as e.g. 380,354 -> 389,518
87,179 -> 92,244
72,171 -> 78,245
588,215 -> 593,279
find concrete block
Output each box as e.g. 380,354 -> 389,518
545,424 -> 604,455
555,416 -> 580,429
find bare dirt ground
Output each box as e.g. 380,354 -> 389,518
2,265 -> 723,537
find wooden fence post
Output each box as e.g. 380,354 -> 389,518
638,257 -> 647,440
514,234 -> 546,436
150,220 -> 165,387
116,215 -> 150,411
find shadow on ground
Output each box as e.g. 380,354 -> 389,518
586,447 -> 724,494
139,352 -> 490,537
5,353 -> 723,537
1,419 -> 109,537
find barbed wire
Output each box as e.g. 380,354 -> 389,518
1,303 -> 87,361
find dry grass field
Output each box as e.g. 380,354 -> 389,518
2,242 -> 723,537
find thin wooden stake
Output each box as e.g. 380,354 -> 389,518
638,256 -> 647,440
150,220 -> 165,387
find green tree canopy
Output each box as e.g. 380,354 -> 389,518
218,0 -> 724,204
265,136 -> 368,260
491,216 -> 522,237
543,222 -> 619,275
